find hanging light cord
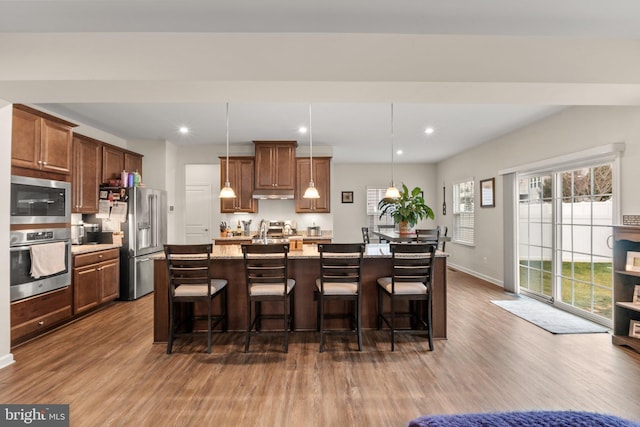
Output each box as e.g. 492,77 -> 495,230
390,103 -> 395,186
309,103 -> 314,179
225,102 -> 230,183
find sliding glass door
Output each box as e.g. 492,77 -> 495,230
518,164 -> 613,325
519,174 -> 554,299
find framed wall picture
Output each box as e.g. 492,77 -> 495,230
630,320 -> 640,339
626,251 -> 640,272
341,191 -> 353,204
480,178 -> 495,208
633,285 -> 640,304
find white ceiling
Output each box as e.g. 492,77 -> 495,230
3,0 -> 640,163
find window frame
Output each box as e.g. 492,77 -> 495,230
453,178 -> 475,246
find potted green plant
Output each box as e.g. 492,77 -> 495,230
378,184 -> 435,234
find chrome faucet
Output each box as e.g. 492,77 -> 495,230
258,219 -> 268,242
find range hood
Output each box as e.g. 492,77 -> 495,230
252,189 -> 295,200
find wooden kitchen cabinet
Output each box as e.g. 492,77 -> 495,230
125,152 -> 143,177
254,141 -> 297,190
220,157 -> 258,213
295,157 -> 331,213
72,134 -> 102,213
10,286 -> 73,347
102,145 -> 124,184
73,248 -> 120,314
102,144 -> 143,185
11,104 -> 77,177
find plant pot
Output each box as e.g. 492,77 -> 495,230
398,221 -> 411,234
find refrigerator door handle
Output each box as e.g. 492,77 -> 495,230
151,194 -> 158,249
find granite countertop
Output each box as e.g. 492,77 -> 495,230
71,243 -> 121,255
151,243 -> 446,260
214,231 -> 333,241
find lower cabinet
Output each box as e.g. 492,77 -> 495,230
10,286 -> 73,347
73,248 -> 120,314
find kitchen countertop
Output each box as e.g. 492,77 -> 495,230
151,243 -> 446,260
214,231 -> 333,240
71,243 -> 121,255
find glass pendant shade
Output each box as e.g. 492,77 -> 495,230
219,181 -> 236,198
303,104 -> 321,199
219,102 -> 236,199
385,185 -> 401,199
303,180 -> 320,199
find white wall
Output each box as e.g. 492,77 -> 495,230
0,102 -> 14,369
437,106 -> 640,286
332,163 -> 438,243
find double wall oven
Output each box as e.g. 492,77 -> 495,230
10,175 -> 72,302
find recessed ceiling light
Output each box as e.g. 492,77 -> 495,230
299,126 -> 308,134
178,126 -> 189,135
425,127 -> 435,135
396,149 -> 403,155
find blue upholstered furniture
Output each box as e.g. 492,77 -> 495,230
408,411 -> 640,427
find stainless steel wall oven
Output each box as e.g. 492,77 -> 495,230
9,228 -> 72,302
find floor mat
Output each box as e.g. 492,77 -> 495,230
491,295 -> 609,334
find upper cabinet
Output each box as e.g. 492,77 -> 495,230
102,144 -> 143,185
72,134 -> 143,213
72,134 -> 102,213
295,157 -> 331,213
11,104 -> 77,178
124,152 -> 143,177
220,157 -> 258,213
254,141 -> 297,190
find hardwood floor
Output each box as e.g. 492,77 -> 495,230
2,268 -> 640,426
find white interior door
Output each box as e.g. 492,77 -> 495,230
185,184 -> 212,244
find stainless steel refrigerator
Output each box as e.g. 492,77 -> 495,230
118,187 -> 167,300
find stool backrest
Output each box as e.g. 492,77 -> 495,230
317,243 -> 365,291
164,244 -> 213,296
242,243 -> 290,293
389,243 -> 436,290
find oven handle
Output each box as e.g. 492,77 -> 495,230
10,239 -> 70,251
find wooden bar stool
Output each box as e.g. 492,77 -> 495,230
316,243 -> 365,352
242,243 -> 295,353
164,244 -> 228,354
377,243 -> 436,351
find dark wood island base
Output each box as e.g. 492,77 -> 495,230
152,245 -> 447,344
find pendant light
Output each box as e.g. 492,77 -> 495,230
385,103 -> 400,199
303,103 -> 320,199
219,102 -> 237,199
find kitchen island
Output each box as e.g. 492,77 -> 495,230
152,243 -> 447,343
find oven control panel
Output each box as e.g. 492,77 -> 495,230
26,231 -> 55,241
10,228 -> 71,246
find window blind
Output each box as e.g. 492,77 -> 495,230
453,180 -> 475,245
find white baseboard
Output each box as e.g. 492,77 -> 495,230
448,262 -> 504,288
0,353 -> 15,370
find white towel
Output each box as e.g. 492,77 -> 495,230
30,241 -> 66,279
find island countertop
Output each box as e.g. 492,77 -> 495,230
150,243 -> 448,260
